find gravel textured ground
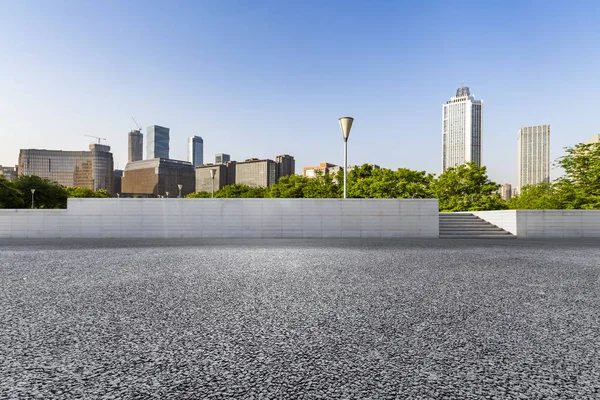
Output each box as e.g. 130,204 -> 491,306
1,238 -> 599,399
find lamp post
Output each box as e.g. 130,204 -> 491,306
30,188 -> 35,209
339,117 -> 354,199
209,168 -> 217,198
165,191 -> 169,198
178,184 -> 183,198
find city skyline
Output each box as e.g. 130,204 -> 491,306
1,1 -> 599,185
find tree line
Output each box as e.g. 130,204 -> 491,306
0,175 -> 111,209
1,142 -> 598,210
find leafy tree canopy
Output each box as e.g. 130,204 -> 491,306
0,175 -> 24,208
506,182 -> 562,210
553,142 -> 600,209
430,162 -> 506,212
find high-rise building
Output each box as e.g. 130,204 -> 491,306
128,130 -> 143,162
147,125 -> 169,159
500,183 -> 512,201
18,144 -> 114,193
215,153 -> 230,164
188,136 -> 204,167
121,158 -> 195,197
275,154 -> 295,181
442,85 -> 483,171
235,158 -> 277,187
113,169 -> 123,195
585,134 -> 600,144
518,125 -> 550,190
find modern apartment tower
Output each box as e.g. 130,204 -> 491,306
442,85 -> 483,171
215,153 -> 230,164
147,125 -> 169,159
128,130 -> 143,162
275,154 -> 295,180
518,125 -> 550,190
188,136 -> 204,167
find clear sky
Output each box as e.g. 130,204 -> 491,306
1,0 -> 599,184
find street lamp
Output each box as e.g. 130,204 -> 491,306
178,184 -> 183,198
30,188 -> 35,209
165,191 -> 169,198
209,168 -> 217,198
339,117 -> 354,199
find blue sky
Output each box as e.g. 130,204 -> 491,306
1,0 -> 599,184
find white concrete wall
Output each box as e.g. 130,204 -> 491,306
471,210 -> 518,235
473,210 -> 600,238
0,198 -> 440,239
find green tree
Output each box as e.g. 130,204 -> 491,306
215,184 -> 268,198
65,187 -> 112,198
12,175 -> 69,209
0,176 -> 24,208
430,162 -> 506,211
506,182 -> 562,209
554,142 -> 600,209
185,191 -> 211,198
268,174 -> 309,198
304,170 -> 341,198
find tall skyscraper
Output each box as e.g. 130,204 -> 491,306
442,85 -> 483,171
215,153 -> 230,164
147,125 -> 169,159
188,136 -> 204,167
518,125 -> 550,190
275,154 -> 295,181
128,130 -> 143,162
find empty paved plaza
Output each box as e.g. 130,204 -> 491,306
1,239 -> 599,399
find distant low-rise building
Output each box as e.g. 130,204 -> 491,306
303,162 -> 341,178
18,144 -> 114,193
235,158 -> 277,187
0,165 -> 18,180
121,158 -> 195,197
195,162 -> 236,193
215,153 -> 230,164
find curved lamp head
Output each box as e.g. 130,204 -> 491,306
339,117 -> 354,142
209,168 -> 217,179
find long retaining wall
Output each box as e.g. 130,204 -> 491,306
473,210 -> 600,238
0,198 -> 440,239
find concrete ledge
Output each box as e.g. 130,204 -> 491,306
0,198 -> 439,239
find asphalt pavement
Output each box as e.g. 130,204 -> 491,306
1,238 -> 599,399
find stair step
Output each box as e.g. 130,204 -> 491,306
438,212 -> 515,238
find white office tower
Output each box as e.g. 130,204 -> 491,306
518,125 -> 550,190
442,85 -> 483,171
188,136 -> 204,167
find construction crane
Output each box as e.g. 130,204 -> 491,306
132,117 -> 142,131
84,135 -> 108,144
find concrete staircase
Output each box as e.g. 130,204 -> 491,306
439,213 -> 515,239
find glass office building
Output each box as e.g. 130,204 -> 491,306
128,130 -> 143,162
147,125 -> 170,159
18,144 -> 114,193
188,136 -> 204,167
215,153 -> 230,164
